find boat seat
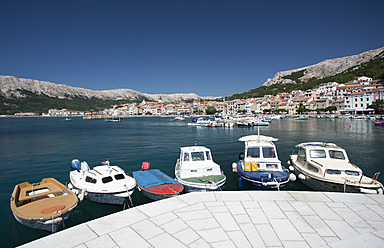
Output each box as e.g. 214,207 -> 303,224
18,183 -> 65,202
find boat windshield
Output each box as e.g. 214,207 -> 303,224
329,150 -> 345,160
262,147 -> 276,158
247,147 -> 260,158
310,149 -> 326,158
205,151 -> 212,160
191,152 -> 205,161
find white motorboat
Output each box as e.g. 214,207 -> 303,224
233,134 -> 290,189
69,159 -> 136,205
288,142 -> 384,194
175,146 -> 226,192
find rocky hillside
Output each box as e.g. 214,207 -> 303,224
263,46 -> 384,86
0,76 -> 202,102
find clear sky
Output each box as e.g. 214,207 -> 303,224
1,0 -> 383,97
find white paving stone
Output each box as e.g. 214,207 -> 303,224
324,220 -> 359,240
212,212 -> 240,231
286,211 -> 316,234
186,217 -> 221,231
255,224 -> 282,247
270,218 -> 304,241
249,191 -> 295,201
173,227 -> 200,245
137,196 -> 188,217
259,201 -> 286,219
227,230 -> 252,248
215,191 -> 252,201
84,235 -> 116,248
19,223 -> 98,248
109,226 -> 151,248
290,191 -> 331,202
131,219 -> 164,239
197,227 -> 230,243
160,218 -> 188,235
148,232 -> 187,248
225,201 -> 247,215
87,208 -> 147,236
22,191 -> 384,248
307,202 -> 341,220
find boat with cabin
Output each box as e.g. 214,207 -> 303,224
233,134 -> 290,189
288,142 -> 384,194
69,159 -> 136,205
133,162 -> 183,200
175,146 -> 226,192
10,178 -> 78,232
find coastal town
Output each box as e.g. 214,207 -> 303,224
15,76 -> 384,118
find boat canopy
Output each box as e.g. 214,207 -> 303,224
133,169 -> 178,188
239,135 -> 278,143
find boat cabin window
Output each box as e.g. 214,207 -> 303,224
262,147 -> 276,158
205,151 -> 212,160
85,176 -> 97,184
345,170 -> 360,176
310,149 -> 326,158
114,174 -> 125,180
298,148 -> 306,158
329,150 -> 345,160
326,169 -> 341,175
307,164 -> 319,173
247,147 -> 260,158
191,152 -> 205,161
266,163 -> 279,169
102,176 -> 113,184
183,152 -> 190,162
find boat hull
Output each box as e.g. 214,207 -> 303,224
76,188 -> 134,205
176,176 -> 226,192
290,159 -> 383,194
236,162 -> 290,189
13,210 -> 72,232
138,183 -> 183,201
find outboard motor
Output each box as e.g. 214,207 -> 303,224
81,161 -> 90,172
71,159 -> 81,170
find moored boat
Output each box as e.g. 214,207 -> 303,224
69,159 -> 136,205
233,134 -> 290,189
133,162 -> 183,200
288,142 -> 384,194
10,178 -> 78,232
175,146 -> 226,192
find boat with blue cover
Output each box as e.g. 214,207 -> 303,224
233,133 -> 290,189
133,163 -> 183,201
175,146 -> 226,192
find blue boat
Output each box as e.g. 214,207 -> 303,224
133,165 -> 183,201
233,134 -> 290,189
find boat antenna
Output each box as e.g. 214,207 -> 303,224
257,126 -> 260,142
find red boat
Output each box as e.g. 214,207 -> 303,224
133,163 -> 183,201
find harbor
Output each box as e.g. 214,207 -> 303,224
1,117 -> 384,247
21,190 -> 384,247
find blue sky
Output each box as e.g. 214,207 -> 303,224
1,0 -> 383,97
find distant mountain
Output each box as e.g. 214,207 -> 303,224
0,76 -> 205,114
227,46 -> 384,100
263,46 -> 384,86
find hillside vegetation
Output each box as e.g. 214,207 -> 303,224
227,53 -> 384,100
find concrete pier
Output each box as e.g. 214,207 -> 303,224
21,191 -> 384,248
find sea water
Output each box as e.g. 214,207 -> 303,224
1,117 -> 383,247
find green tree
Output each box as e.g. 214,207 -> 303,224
205,106 -> 217,115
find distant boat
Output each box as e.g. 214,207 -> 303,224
133,163 -> 183,201
10,178 -> 78,232
104,117 -> 121,122
295,117 -> 308,120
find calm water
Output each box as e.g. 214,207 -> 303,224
1,117 -> 383,247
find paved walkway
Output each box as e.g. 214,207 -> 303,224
21,191 -> 384,248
